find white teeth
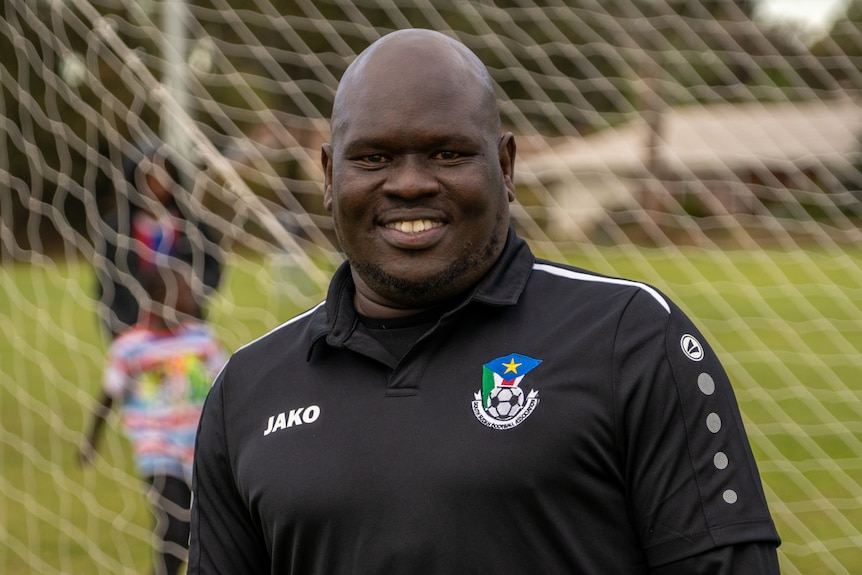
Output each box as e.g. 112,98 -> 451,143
386,219 -> 440,233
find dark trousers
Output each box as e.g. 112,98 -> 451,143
144,474 -> 191,575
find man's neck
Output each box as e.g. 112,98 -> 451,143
352,295 -> 438,319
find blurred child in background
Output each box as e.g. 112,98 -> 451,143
95,141 -> 223,340
80,261 -> 227,575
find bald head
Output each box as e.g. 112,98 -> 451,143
330,29 -> 500,143
321,29 -> 516,315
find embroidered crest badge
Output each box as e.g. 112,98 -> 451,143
472,353 -> 542,430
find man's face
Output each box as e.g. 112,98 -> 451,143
322,46 -> 515,312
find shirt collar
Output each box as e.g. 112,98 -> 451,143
306,226 -> 534,356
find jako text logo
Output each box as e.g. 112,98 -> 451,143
263,405 -> 321,436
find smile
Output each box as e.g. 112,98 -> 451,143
384,219 -> 443,233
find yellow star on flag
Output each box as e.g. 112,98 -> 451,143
502,358 -> 522,374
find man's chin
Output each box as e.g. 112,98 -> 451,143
351,261 -> 467,307
347,230 -> 504,308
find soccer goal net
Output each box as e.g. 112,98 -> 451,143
1,0 -> 860,573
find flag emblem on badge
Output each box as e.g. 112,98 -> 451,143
472,353 -> 542,430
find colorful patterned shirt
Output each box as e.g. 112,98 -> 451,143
104,321 -> 227,483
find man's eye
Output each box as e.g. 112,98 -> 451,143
435,151 -> 461,160
362,154 -> 386,163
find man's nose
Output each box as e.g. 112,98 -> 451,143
382,155 -> 439,199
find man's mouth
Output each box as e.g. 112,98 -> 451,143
384,219 -> 443,233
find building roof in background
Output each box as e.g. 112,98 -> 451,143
517,96 -> 862,181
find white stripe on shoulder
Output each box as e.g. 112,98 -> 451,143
532,263 -> 670,314
212,301 -> 325,386
235,301 -> 326,354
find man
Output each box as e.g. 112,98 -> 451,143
189,29 -> 780,573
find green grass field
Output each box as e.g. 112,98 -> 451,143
1,248 -> 860,573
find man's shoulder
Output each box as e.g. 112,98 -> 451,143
529,259 -> 672,314
232,301 -> 325,360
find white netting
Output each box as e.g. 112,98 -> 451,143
1,0 -> 861,572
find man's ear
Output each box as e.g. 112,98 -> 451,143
499,132 -> 516,202
321,143 -> 334,211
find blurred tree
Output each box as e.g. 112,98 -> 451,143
810,0 -> 862,91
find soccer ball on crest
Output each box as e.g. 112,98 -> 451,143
487,386 -> 525,420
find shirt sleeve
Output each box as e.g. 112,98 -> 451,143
188,366 -> 271,574
615,289 -> 780,568
650,541 -> 781,574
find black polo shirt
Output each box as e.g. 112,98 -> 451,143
189,229 -> 779,574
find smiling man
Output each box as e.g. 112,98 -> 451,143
189,29 -> 780,574
322,31 -> 514,316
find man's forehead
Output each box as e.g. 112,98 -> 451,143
330,30 -> 499,143
334,82 -> 491,151
347,30 -> 474,74
340,32 -> 490,98
345,42 -> 478,96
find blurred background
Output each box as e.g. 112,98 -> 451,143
1,0 -> 861,573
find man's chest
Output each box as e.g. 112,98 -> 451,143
230,329 -> 625,530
